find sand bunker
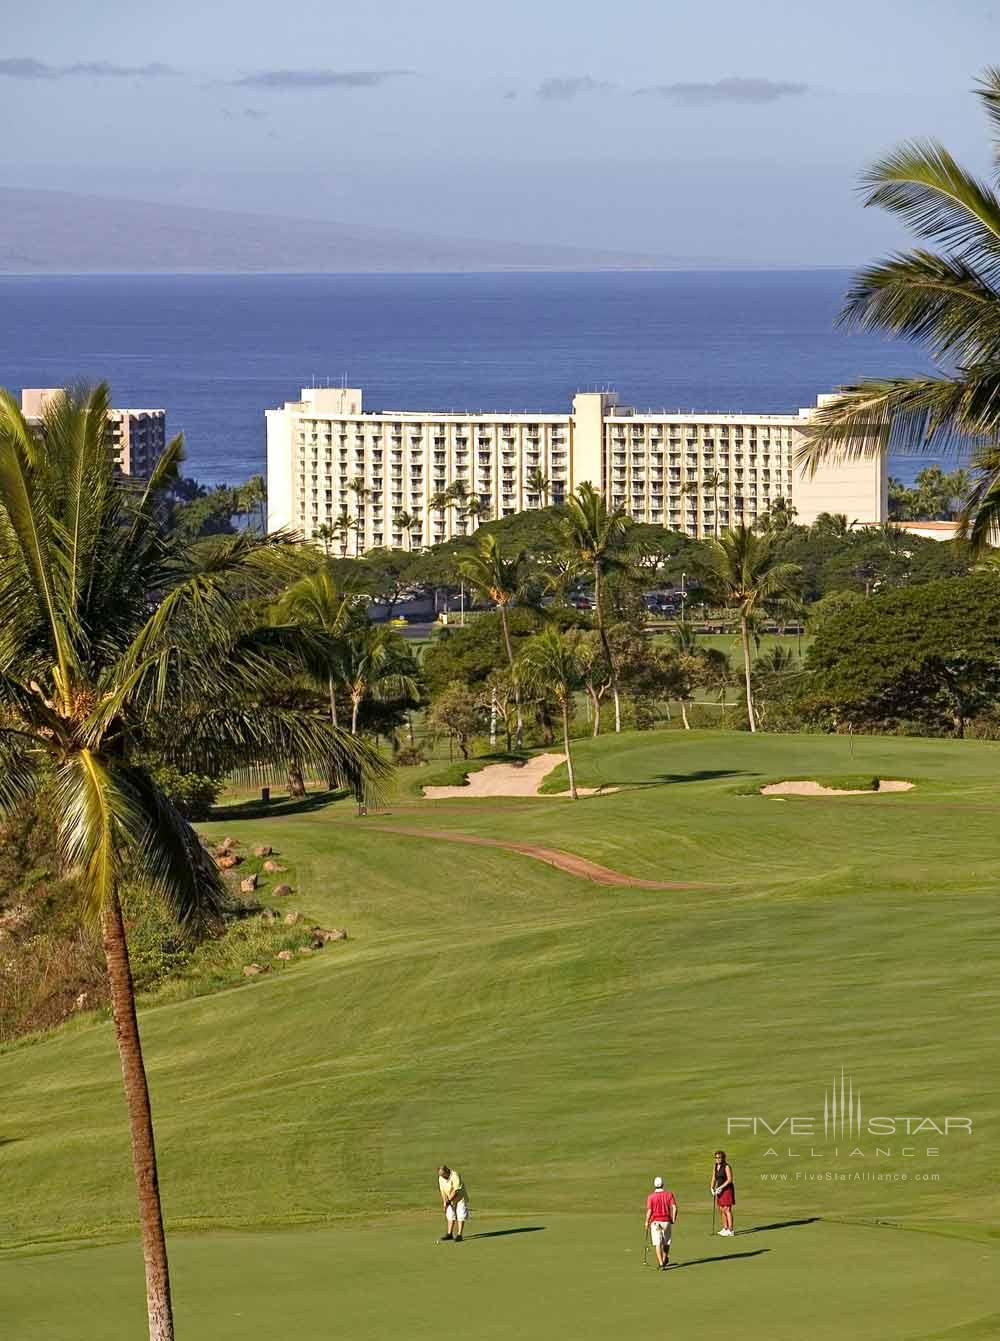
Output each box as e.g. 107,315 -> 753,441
422,752 -> 610,799
760,779 -> 913,797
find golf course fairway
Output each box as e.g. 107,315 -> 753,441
1,731 -> 998,1338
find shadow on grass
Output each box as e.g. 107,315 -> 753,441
466,1226 -> 545,1241
671,1249 -> 769,1269
739,1217 -> 819,1235
210,790 -> 349,822
602,769 -> 755,790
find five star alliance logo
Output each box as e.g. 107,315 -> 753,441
824,1069 -> 862,1140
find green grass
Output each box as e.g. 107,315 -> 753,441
1,730 -> 998,1338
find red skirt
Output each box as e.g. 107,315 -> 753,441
716,1188 -> 735,1208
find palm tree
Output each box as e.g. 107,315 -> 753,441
314,522 -> 336,556
348,477 -> 370,555
555,482 -> 637,733
239,473 -> 267,534
339,624 -> 420,734
458,533 -> 528,746
333,511 -> 352,557
703,470 -> 722,537
465,496 -> 485,531
527,467 -> 551,505
395,510 -> 418,551
799,69 -> 1000,551
428,489 -> 451,540
276,567 -> 360,732
0,385 -> 385,1341
448,480 -> 470,534
669,620 -> 700,730
695,524 -> 801,732
518,629 -> 583,799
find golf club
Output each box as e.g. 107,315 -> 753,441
711,1191 -> 717,1238
642,1230 -> 650,1267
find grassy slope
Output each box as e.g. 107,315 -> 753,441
1,731 -> 998,1338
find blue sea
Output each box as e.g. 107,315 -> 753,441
0,271 -> 939,487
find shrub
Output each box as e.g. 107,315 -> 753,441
150,765 -> 221,820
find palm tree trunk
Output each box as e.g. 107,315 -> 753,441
499,604 -> 523,747
101,891 -> 175,1341
351,692 -> 361,735
287,763 -> 306,797
681,699 -> 690,730
326,674 -> 340,789
740,613 -> 757,733
561,699 -> 578,800
594,563 -> 621,733
586,685 -> 601,737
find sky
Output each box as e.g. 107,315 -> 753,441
2,0 -> 998,265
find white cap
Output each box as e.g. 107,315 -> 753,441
653,1176 -> 663,1188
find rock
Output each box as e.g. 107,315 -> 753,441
262,860 -> 285,873
283,911 -> 302,925
314,927 -> 348,943
217,853 -> 242,870
222,835 -> 238,849
275,949 -> 294,961
298,945 -> 314,955
253,844 -> 273,858
240,874 -> 258,893
272,883 -> 293,898
73,991 -> 89,1010
243,963 -> 263,976
258,909 -> 277,924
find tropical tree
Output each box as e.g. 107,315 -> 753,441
554,482 -> 638,733
0,385 -> 385,1341
275,566 -> 361,732
465,495 -> 485,530
339,624 -> 420,734
527,467 -> 550,505
395,510 -> 419,550
348,477 -> 370,555
429,489 -> 451,539
239,473 -> 267,533
425,680 -> 482,759
799,69 -> 1000,551
696,524 -> 801,732
333,511 -> 352,557
703,470 -> 722,538
518,629 -> 584,798
314,522 -> 336,556
448,480 -> 470,534
457,533 -> 528,745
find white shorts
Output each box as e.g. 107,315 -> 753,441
650,1221 -> 672,1247
445,1199 -> 469,1223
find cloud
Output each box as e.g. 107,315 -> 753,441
636,76 -> 808,104
0,57 -> 176,80
232,68 -> 413,90
536,75 -> 611,102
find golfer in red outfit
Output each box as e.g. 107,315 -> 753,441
712,1150 -> 735,1236
644,1176 -> 678,1270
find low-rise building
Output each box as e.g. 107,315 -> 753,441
265,385 -> 887,551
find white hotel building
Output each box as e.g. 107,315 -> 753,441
266,386 -> 886,551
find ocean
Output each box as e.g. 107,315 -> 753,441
0,270 -> 939,487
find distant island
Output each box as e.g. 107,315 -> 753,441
0,186 -> 683,274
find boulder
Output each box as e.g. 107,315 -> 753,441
283,911 -> 302,926
217,853 -> 242,870
243,963 -> 263,976
253,844 -> 273,858
272,883 -> 293,898
314,927 -> 349,943
262,860 -> 285,874
240,874 -> 258,893
298,945 -> 314,955
258,909 -> 277,924
275,949 -> 294,961
73,991 -> 89,1011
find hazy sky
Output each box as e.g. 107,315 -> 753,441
3,0 -> 998,264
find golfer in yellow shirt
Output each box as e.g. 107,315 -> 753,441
437,1165 -> 469,1242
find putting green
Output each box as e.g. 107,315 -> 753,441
1,732 -> 998,1337
3,1217 -> 998,1341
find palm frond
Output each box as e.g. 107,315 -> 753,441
862,141 -> 1000,281
977,66 -> 1000,171
841,250 -> 1000,363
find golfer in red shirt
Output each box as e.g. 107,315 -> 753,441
644,1176 -> 678,1270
